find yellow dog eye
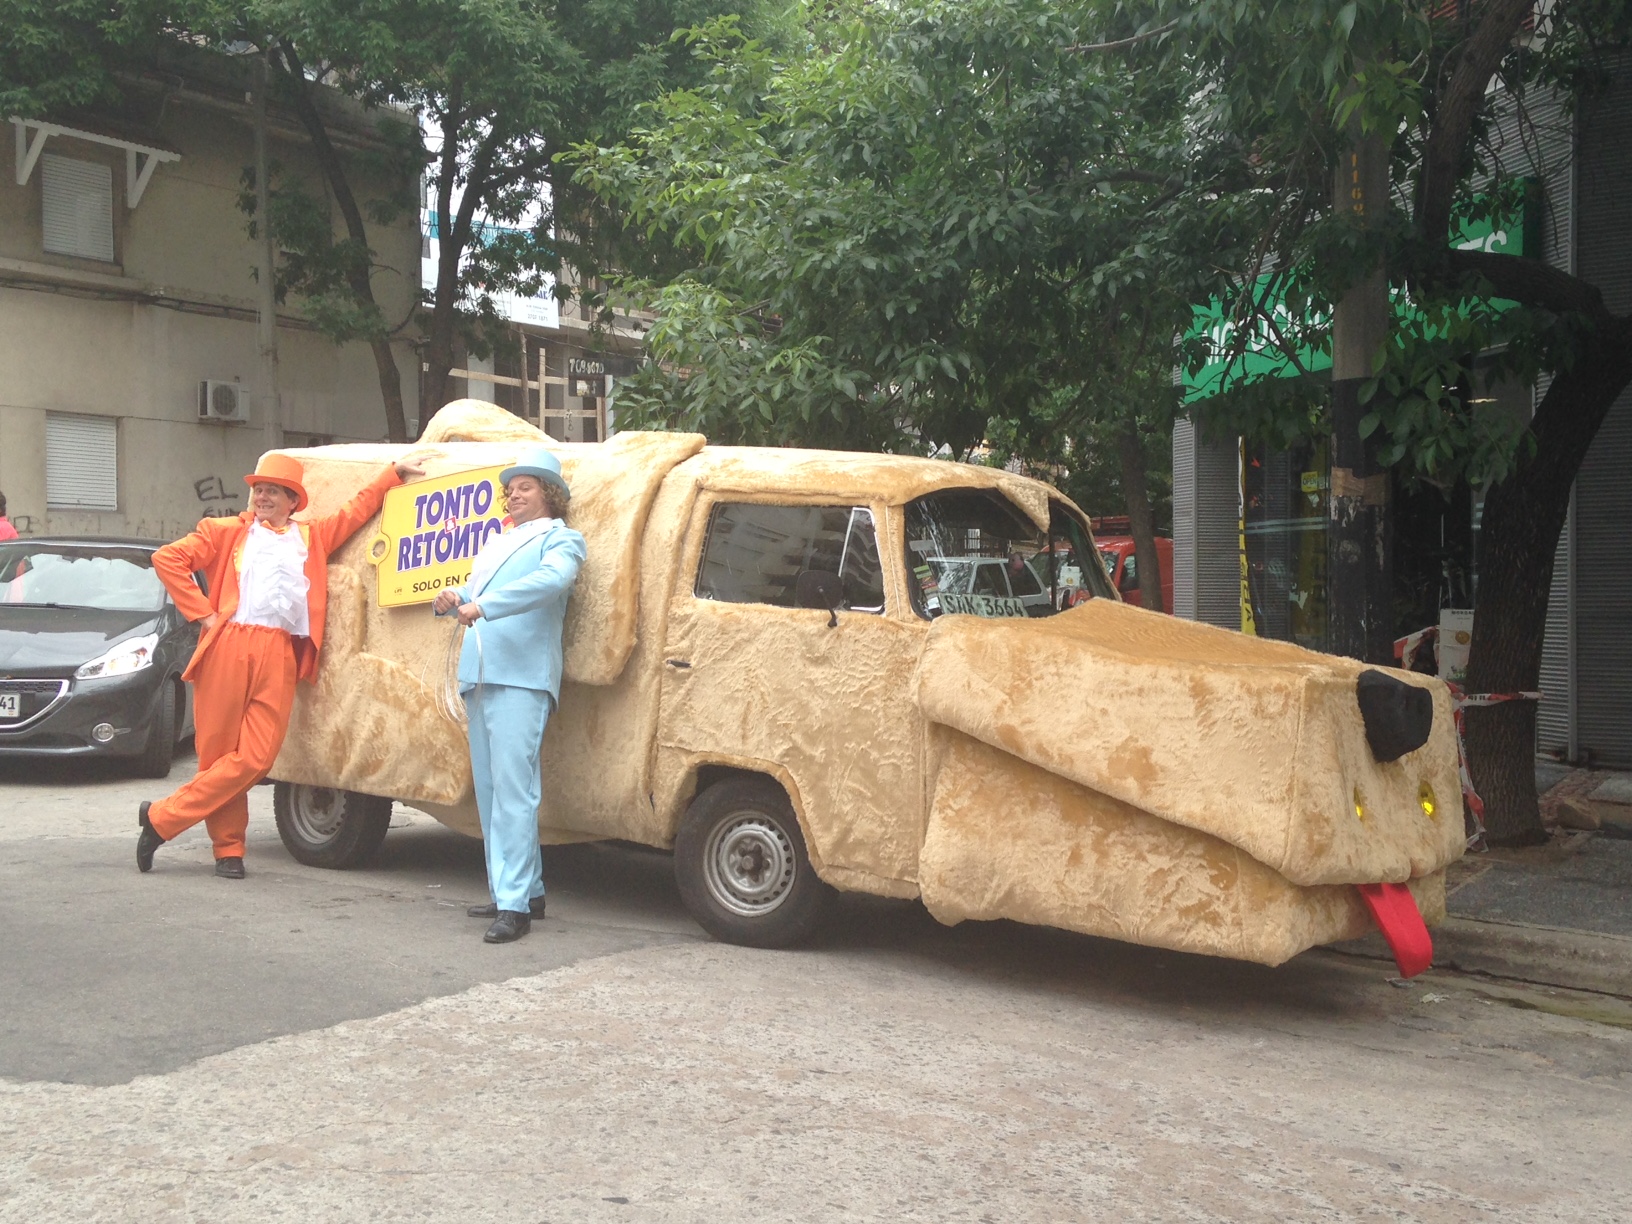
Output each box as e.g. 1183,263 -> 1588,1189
1353,786 -> 1366,822
1419,782 -> 1438,820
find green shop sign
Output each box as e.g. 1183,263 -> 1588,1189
1183,185 -> 1537,403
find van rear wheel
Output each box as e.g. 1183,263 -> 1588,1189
675,777 -> 833,948
273,782 -> 392,869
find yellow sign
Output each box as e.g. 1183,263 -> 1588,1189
368,465 -> 510,607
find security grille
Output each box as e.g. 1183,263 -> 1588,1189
45,413 -> 119,511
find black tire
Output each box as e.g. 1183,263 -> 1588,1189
674,777 -> 834,948
135,678 -> 177,779
273,782 -> 393,869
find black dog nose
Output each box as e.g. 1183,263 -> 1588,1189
1356,669 -> 1435,763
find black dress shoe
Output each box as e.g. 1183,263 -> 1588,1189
136,802 -> 166,873
215,856 -> 246,879
483,910 -> 531,943
468,897 -> 546,919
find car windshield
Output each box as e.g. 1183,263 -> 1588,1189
0,544 -> 167,611
904,488 -> 1114,619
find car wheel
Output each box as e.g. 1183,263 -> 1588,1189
674,776 -> 833,948
134,678 -> 177,779
273,782 -> 392,869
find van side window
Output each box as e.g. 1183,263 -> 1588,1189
696,503 -> 885,614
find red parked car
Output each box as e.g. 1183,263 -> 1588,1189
1089,517 -> 1174,612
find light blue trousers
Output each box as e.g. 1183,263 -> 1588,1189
463,683 -> 551,914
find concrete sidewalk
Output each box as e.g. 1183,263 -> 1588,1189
1333,765 -> 1632,998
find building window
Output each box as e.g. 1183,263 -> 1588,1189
41,153 -> 115,262
46,413 -> 119,511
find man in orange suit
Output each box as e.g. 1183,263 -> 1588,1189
137,450 -> 424,878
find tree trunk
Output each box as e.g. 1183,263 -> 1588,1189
1117,418 -> 1165,614
421,104 -> 502,426
368,339 -> 409,444
1329,128 -> 1394,665
272,45 -> 409,443
421,262 -> 461,422
1465,322 -> 1632,843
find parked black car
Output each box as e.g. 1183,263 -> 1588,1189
0,537 -> 197,776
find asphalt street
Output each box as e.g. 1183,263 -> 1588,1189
2,754 -> 1630,1222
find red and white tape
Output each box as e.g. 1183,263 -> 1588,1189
1446,683 -> 1542,851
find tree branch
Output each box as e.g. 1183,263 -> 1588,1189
1418,0 -> 1534,243
1094,168 -> 1184,188
1443,249 -> 1615,321
450,127 -> 503,259
271,42 -> 373,302
1065,19 -> 1179,54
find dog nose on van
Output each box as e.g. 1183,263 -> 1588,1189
1356,669 -> 1434,763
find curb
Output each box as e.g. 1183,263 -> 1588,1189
1328,917 -> 1632,999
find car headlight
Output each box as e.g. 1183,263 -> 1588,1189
75,634 -> 159,680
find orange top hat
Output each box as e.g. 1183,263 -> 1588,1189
244,453 -> 309,512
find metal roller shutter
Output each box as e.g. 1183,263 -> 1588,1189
45,413 -> 119,511
1172,418 -> 1198,617
1172,418 -> 1242,630
1572,52 -> 1632,767
1172,416 -> 1240,627
1524,82 -> 1579,758
1536,491 -> 1573,758
40,154 -> 115,262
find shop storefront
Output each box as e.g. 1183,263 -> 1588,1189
1172,62 -> 1632,767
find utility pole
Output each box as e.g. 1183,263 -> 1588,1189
1327,121 -> 1392,664
254,51 -> 283,454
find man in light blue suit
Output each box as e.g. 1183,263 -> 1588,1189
433,447 -> 586,944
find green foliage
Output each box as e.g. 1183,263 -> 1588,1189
2,0 -> 778,382
0,0 -> 157,115
577,0 -> 1234,470
1170,0 -> 1632,491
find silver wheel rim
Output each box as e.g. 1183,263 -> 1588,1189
287,785 -> 345,844
702,811 -> 797,918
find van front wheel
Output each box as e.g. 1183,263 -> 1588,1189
675,777 -> 832,948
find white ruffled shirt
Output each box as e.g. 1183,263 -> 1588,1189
233,520 -> 311,635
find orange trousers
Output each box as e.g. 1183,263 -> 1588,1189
149,621 -> 297,858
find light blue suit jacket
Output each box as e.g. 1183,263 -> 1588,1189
442,519 -> 587,698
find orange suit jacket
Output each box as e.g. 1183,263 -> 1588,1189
153,465 -> 402,684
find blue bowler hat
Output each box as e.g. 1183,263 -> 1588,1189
499,445 -> 570,499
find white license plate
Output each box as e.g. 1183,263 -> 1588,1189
0,693 -> 18,719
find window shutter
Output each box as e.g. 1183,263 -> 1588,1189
46,413 -> 119,511
41,154 -> 115,262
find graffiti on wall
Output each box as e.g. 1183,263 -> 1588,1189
194,475 -> 242,518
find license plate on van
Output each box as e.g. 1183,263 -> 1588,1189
0,693 -> 18,719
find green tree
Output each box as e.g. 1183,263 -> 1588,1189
574,1 -> 1237,610
3,0 -> 780,441
1164,0 -> 1632,842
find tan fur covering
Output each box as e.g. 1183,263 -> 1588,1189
914,599 -> 1464,888
920,729 -> 1446,966
265,406 -> 1459,966
269,402 -> 702,828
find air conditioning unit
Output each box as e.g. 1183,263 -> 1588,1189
198,379 -> 250,423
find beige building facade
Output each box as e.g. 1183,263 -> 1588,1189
0,57 -> 421,543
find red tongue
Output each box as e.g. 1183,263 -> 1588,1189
1357,882 -> 1434,978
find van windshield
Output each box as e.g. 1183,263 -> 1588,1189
904,489 -> 1114,619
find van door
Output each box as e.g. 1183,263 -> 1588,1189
656,497 -> 926,890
